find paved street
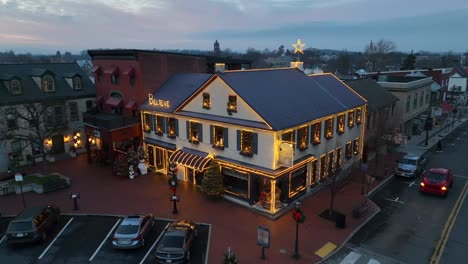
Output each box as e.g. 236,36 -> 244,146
0,216 -> 210,264
325,120 -> 468,264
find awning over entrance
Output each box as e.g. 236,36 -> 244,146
125,100 -> 137,110
169,148 -> 212,172
105,97 -> 123,107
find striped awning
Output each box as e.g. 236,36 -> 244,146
169,148 -> 212,172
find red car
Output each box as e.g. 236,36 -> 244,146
420,168 -> 453,197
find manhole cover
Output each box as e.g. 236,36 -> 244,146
280,249 -> 288,254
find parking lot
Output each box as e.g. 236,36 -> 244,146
0,215 -> 210,264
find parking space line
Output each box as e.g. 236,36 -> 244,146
454,174 -> 468,179
0,235 -> 5,245
204,224 -> 211,264
38,217 -> 74,260
89,218 -> 121,262
139,222 -> 170,264
385,197 -> 405,204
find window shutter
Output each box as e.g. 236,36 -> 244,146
175,119 -> 179,136
224,127 -> 229,148
237,130 -> 241,150
296,129 -> 302,149
210,125 -> 214,145
323,119 -> 328,138
150,115 -> 156,131
162,117 -> 166,133
253,133 -> 258,154
310,125 -> 314,143
198,123 -> 203,142
186,121 -> 189,140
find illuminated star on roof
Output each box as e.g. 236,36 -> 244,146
292,38 -> 305,54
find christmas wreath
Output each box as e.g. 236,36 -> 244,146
292,208 -> 306,224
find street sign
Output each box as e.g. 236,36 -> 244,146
257,226 -> 270,248
15,174 -> 23,182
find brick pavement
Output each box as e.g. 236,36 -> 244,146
0,152 -> 404,264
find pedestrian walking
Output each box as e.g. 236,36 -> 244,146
437,140 -> 442,152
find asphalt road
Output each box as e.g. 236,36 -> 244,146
0,215 -> 210,264
326,121 -> 468,264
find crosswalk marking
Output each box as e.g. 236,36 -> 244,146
368,259 -> 381,264
340,252 -> 361,264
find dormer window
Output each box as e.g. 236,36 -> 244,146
10,79 -> 21,94
42,75 -> 55,92
337,114 -> 345,134
227,95 -> 237,114
356,108 -> 362,125
72,76 -> 82,90
203,93 -> 211,109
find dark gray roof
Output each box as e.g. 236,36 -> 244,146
345,79 -> 399,112
140,73 -> 212,113
0,63 -> 95,106
218,69 -> 366,130
144,69 -> 366,131
177,111 -> 271,130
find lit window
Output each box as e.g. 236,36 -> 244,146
11,79 -> 21,94
73,131 -> 82,149
325,117 -> 334,139
212,126 -> 226,149
290,166 -> 307,195
319,154 -> 327,180
227,95 -> 237,114
298,126 -> 308,151
203,93 -> 211,109
345,142 -> 352,159
353,138 -> 360,155
348,110 -> 355,128
240,130 -> 253,156
311,122 -> 321,145
336,147 -> 342,168
327,151 -> 334,175
155,115 -> 164,135
337,114 -> 345,134
311,160 -> 318,185
73,76 -> 82,90
282,130 -> 295,143
143,113 -> 152,132
42,75 -> 55,92
189,122 -> 201,144
356,108 -> 362,125
167,118 -> 177,138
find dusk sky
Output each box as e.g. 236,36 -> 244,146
1,0 -> 467,54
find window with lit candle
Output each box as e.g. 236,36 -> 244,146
337,114 -> 345,134
325,117 -> 334,139
212,126 -> 225,149
312,122 -> 321,145
348,110 -> 355,128
167,118 -> 177,138
143,113 -> 151,132
345,142 -> 352,159
189,121 -> 201,144
227,95 -> 237,114
356,108 -> 362,125
327,151 -> 334,175
336,147 -> 342,168
353,138 -> 360,155
202,93 -> 211,109
240,130 -> 253,156
319,154 -> 327,180
155,115 -> 164,135
298,126 -> 308,151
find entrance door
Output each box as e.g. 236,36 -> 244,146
51,134 -> 65,154
155,147 -> 166,173
147,145 -> 155,168
187,168 -> 195,184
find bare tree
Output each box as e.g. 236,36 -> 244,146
364,39 -> 397,71
0,100 -> 68,174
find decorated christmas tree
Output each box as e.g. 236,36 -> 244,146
201,160 -> 224,198
127,148 -> 139,168
114,152 -> 128,178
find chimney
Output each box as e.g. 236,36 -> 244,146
215,63 -> 225,73
290,61 -> 304,71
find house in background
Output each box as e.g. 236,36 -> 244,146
345,79 -> 399,155
85,49 -> 251,163
376,76 -> 432,141
140,64 -> 366,216
447,62 -> 468,105
0,63 -> 95,172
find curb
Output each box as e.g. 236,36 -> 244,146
317,200 -> 382,264
368,173 -> 395,197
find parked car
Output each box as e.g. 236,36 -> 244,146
395,154 -> 427,178
6,205 -> 61,244
420,168 -> 454,197
155,220 -> 198,264
112,214 -> 154,249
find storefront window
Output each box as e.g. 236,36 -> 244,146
290,166 -> 307,196
223,168 -> 248,198
311,122 -> 321,145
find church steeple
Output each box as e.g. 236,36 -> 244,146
214,40 -> 221,56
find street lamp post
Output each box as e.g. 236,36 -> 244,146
168,162 -> 180,214
424,118 -> 431,146
292,200 -> 305,259
14,173 -> 26,208
69,192 -> 80,210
